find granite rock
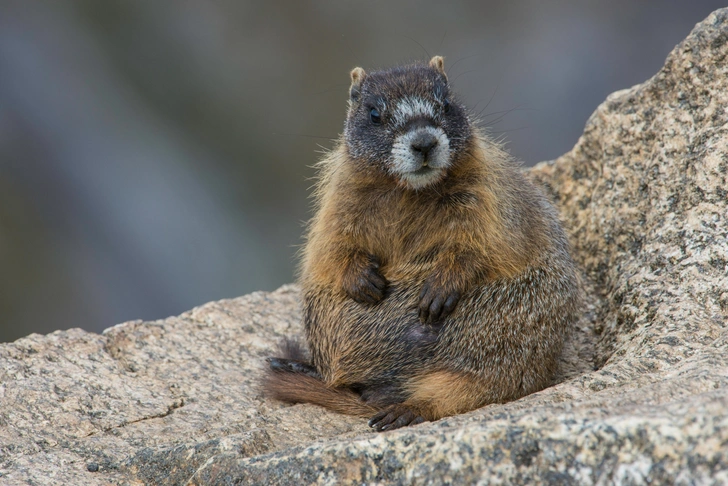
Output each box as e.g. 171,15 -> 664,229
1,8 -> 727,485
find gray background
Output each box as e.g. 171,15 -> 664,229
0,0 -> 723,342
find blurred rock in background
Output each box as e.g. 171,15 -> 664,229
0,0 -> 723,341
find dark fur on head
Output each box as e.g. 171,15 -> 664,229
344,56 -> 471,189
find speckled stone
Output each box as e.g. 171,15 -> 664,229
1,8 -> 727,486
0,288 -> 371,485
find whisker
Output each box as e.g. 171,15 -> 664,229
452,68 -> 482,84
446,53 -> 483,77
490,126 -> 530,135
437,32 -> 447,53
402,34 -> 431,59
472,73 -> 503,118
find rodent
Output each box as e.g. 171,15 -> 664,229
265,56 -> 580,431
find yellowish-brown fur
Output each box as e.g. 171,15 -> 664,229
265,56 -> 579,431
301,136 -> 542,291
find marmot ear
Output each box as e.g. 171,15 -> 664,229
349,67 -> 367,102
429,56 -> 447,80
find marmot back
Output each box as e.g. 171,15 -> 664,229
265,56 -> 580,431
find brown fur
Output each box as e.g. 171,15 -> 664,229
264,372 -> 377,417
403,370 -> 485,420
265,56 -> 580,431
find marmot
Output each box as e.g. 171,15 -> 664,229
265,56 -> 579,431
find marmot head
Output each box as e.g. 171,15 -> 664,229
344,56 -> 472,190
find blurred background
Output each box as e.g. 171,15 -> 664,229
0,0 -> 723,341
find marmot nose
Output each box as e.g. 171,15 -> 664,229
411,132 -> 438,158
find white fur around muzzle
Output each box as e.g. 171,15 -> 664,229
390,126 -> 451,189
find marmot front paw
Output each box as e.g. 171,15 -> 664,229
418,278 -> 461,325
343,253 -> 387,304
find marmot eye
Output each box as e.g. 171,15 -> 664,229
370,107 -> 382,124
443,99 -> 451,113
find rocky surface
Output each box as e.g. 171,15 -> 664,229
1,8 -> 727,485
